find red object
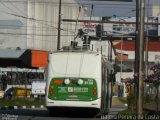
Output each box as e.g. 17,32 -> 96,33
116,53 -> 128,61
49,91 -> 53,94
50,86 -> 54,90
31,50 -> 48,67
54,80 -> 63,84
114,41 -> 160,52
72,80 -> 76,84
93,87 -> 97,90
93,92 -> 97,96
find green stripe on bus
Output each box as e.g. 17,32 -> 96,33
48,78 -> 98,101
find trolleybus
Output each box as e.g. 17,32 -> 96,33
45,51 -> 114,116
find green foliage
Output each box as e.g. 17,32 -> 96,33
0,98 -> 45,107
144,93 -> 154,104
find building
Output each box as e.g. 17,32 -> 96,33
113,40 -> 160,97
0,0 -> 85,91
0,0 -> 85,68
27,0 -> 85,51
0,0 -> 84,51
102,16 -> 158,37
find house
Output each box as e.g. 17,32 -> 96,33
113,40 -> 160,97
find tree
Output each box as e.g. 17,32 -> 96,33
145,63 -> 160,112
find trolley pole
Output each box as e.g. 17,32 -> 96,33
137,0 -> 145,116
57,0 -> 62,50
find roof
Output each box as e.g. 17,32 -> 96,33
0,20 -> 23,29
113,41 -> 160,52
0,49 -> 25,59
0,49 -> 48,68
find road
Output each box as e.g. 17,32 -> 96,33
0,106 -> 127,120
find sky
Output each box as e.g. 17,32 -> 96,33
0,0 -> 159,19
75,0 -> 160,17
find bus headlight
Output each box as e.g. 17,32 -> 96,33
78,79 -> 83,85
64,78 -> 70,85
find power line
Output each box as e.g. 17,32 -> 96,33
7,0 -> 26,15
62,18 -> 160,25
0,10 -> 76,33
0,32 -> 74,36
0,1 -> 18,14
0,33 -> 73,44
0,2 -> 78,33
1,0 -> 159,7
0,9 -> 83,29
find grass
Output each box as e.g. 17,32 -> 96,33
0,97 -> 45,107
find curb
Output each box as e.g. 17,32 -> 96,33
0,105 -> 45,110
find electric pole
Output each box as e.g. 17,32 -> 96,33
57,0 -> 62,50
62,19 -> 160,25
135,0 -> 140,116
138,0 -> 145,116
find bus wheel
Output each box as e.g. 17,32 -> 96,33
48,108 -> 60,117
48,108 -> 54,116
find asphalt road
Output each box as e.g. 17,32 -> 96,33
0,106 -> 127,120
0,108 -> 100,120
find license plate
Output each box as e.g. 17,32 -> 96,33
69,94 -> 78,98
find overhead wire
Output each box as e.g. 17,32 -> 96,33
7,0 -> 26,15
1,0 -> 159,8
0,1 -> 77,34
0,0 -> 19,15
0,0 -> 159,37
0,1 -> 84,47
0,0 -> 160,7
0,32 -> 75,36
0,11 -> 76,33
78,4 -> 94,78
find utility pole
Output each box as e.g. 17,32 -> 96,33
57,0 -> 62,50
135,0 -> 140,116
62,19 -> 160,25
145,0 -> 150,79
138,0 -> 145,116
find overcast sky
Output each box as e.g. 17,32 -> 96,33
76,0 -> 160,17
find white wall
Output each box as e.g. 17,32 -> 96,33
90,40 -> 116,60
0,0 -> 27,49
27,0 -> 84,51
116,72 -> 134,84
0,0 -> 84,51
152,4 -> 160,36
116,49 -> 160,62
152,4 -> 160,17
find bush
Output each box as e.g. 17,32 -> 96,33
127,91 -> 136,112
144,93 -> 154,104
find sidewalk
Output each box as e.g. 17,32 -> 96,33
106,97 -> 127,120
112,96 -> 127,107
